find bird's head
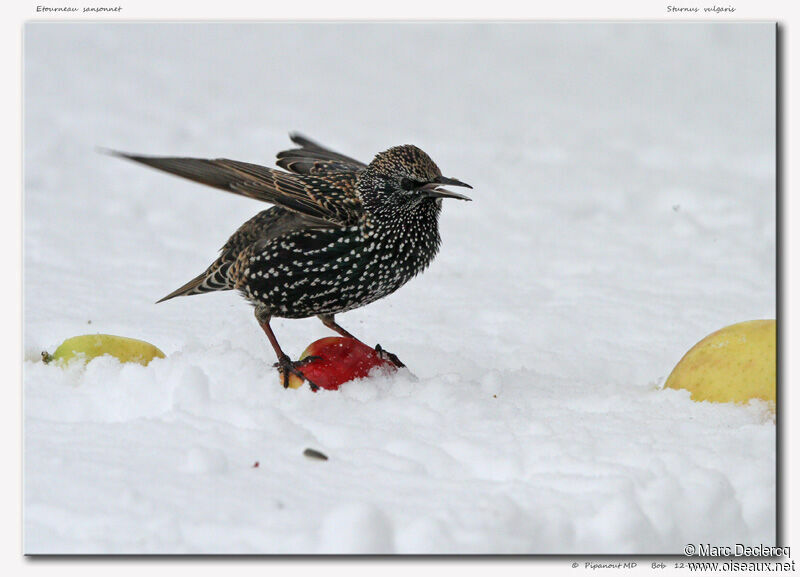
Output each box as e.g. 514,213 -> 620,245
358,145 -> 471,219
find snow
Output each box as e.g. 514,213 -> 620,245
23,22 -> 776,554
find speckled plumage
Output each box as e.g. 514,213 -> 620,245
111,134 -> 471,388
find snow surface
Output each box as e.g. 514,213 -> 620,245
23,23 -> 776,554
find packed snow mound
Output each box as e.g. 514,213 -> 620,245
24,22 -> 775,553
25,351 -> 774,554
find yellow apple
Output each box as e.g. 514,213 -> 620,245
664,319 -> 775,407
44,334 -> 166,367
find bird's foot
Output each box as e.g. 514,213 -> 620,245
273,354 -> 322,391
374,344 -> 406,368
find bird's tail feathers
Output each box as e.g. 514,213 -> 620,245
157,262 -> 233,303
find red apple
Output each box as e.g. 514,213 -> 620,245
286,337 -> 397,390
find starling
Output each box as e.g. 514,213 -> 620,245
110,134 -> 472,389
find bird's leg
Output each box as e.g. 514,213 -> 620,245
317,314 -> 406,368
256,308 -> 320,391
318,313 -> 358,339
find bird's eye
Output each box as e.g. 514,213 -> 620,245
400,177 -> 420,191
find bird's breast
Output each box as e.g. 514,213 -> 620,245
239,216 -> 441,318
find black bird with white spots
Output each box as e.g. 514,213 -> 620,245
110,134 -> 472,389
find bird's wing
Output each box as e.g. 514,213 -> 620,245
156,207 -> 324,303
275,133 -> 367,176
109,151 -> 363,226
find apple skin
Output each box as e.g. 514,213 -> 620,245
46,334 -> 166,366
287,337 -> 397,390
664,319 -> 775,408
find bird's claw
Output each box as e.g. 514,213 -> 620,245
274,354 -> 321,391
374,344 -> 406,368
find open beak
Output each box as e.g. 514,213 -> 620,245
422,176 -> 473,201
